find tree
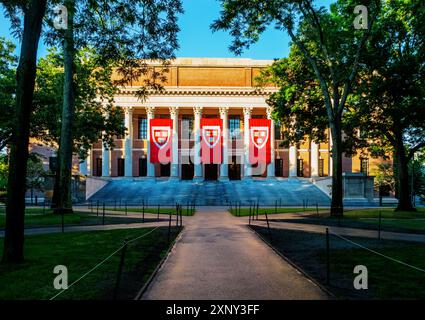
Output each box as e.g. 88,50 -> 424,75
1,0 -> 47,263
212,0 -> 381,216
354,0 -> 425,211
44,0 -> 183,214
26,153 -> 45,203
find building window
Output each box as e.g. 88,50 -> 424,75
182,116 -> 194,140
229,116 -> 240,140
138,117 -> 148,140
319,158 -> 325,177
360,158 -> 369,176
274,121 -> 283,140
117,158 -> 125,176
297,159 -> 304,177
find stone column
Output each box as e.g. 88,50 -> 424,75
170,106 -> 179,179
289,145 -> 297,177
310,140 -> 319,178
219,107 -> 229,181
146,106 -> 155,178
124,107 -> 133,177
329,128 -> 333,176
86,150 -> 91,176
243,107 -> 253,180
101,142 -> 110,177
193,106 -> 203,181
266,106 -> 275,179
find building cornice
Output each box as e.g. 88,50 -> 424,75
117,86 -> 278,97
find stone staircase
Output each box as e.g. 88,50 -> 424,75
88,178 -> 331,206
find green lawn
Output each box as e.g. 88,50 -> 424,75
0,208 -> 164,229
0,226 -> 182,299
105,206 -> 196,216
229,207 -> 318,216
252,226 -> 425,299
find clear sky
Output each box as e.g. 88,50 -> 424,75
0,0 -> 332,60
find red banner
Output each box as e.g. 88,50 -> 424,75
201,118 -> 222,164
249,118 -> 271,166
150,119 -> 172,164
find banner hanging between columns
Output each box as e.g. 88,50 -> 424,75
249,118 -> 271,165
201,118 -> 222,164
150,119 -> 172,164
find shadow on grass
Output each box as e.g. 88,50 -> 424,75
251,225 -> 425,299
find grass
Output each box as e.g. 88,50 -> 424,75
229,207 -> 318,216
0,208 -> 164,229
105,206 -> 196,216
278,207 -> 425,234
0,226 -> 182,300
252,226 -> 425,299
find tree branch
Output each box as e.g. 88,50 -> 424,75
407,141 -> 425,161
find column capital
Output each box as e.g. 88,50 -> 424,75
193,106 -> 203,117
169,106 -> 179,117
145,106 -> 155,118
219,106 -> 229,118
243,106 -> 253,117
124,106 -> 134,115
266,106 -> 274,119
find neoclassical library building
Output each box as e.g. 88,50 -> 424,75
79,58 -> 378,181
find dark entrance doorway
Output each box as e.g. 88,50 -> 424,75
139,158 -> 147,176
229,156 -> 241,180
160,163 -> 170,177
204,164 -> 218,180
95,158 -> 102,177
117,158 -> 125,176
182,163 -> 194,180
275,159 -> 283,177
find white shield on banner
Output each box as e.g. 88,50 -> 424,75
152,126 -> 171,149
202,126 -> 221,148
250,126 -> 269,149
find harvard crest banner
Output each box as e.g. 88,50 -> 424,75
150,119 -> 172,164
249,118 -> 271,165
201,118 -> 222,164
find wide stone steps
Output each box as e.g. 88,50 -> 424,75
88,178 -> 331,206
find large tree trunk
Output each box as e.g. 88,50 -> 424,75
394,132 -> 415,211
53,0 -> 76,215
330,120 -> 344,216
2,0 -> 47,263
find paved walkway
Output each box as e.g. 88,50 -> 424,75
142,206 -> 328,300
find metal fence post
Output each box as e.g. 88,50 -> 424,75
326,228 -> 330,285
378,210 -> 382,240
167,211 -> 172,245
142,200 -> 145,223
96,200 -> 99,217
248,204 -> 252,226
316,203 -> 319,217
264,211 -> 272,242
275,200 -> 277,214
256,201 -> 259,220
61,211 -> 64,233
157,204 -> 160,221
113,239 -> 128,300
102,202 -> 105,225
125,202 -> 127,216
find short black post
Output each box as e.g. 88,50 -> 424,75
248,204 -> 252,226
256,201 -> 259,220
114,199 -> 117,210
96,200 -> 99,217
43,200 -> 46,215
61,211 -> 64,233
102,203 -> 105,225
378,210 -> 382,240
35,195 -> 38,206
180,205 -> 183,227
125,202 -> 127,216
264,211 -> 272,241
316,203 -> 319,217
157,204 -> 160,221
238,202 -> 241,217
275,200 -> 277,214
90,200 -> 93,214
229,201 -> 232,215
186,201 -> 189,216
167,211 -> 172,245
113,239 -> 128,300
326,228 -> 330,285
175,203 -> 179,227
142,200 -> 145,223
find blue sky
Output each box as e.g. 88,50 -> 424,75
0,0 -> 332,60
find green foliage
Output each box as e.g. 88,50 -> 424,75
31,47 -> 125,159
374,163 -> 395,194
0,154 -> 8,192
25,154 -> 45,192
0,37 -> 17,152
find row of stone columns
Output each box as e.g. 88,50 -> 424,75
89,106 -> 323,179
